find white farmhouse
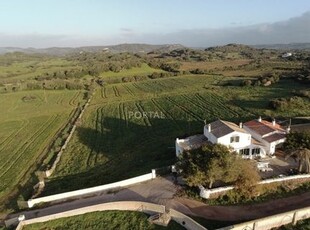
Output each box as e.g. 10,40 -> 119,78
243,117 -> 287,155
203,120 -> 266,159
176,118 -> 288,159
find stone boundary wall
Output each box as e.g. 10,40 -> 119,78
27,170 -> 156,208
44,96 -> 92,178
30,93 -> 94,201
7,201 -> 206,230
200,174 -> 310,199
219,206 -> 310,230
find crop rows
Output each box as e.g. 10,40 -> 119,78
0,115 -> 63,195
0,90 -> 85,202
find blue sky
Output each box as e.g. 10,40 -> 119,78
0,0 -> 310,47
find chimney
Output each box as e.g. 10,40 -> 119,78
272,119 -> 276,126
208,124 -> 211,132
286,118 -> 291,133
239,122 -> 243,128
258,116 -> 262,122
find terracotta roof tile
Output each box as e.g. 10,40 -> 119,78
263,133 -> 286,143
244,119 -> 284,136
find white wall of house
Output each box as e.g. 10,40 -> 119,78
217,131 -> 251,149
175,138 -> 184,157
203,125 -> 217,143
268,138 -> 286,154
243,126 -> 286,155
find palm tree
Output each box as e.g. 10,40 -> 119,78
286,148 -> 310,173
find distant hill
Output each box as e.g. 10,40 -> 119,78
252,43 -> 310,50
205,43 -> 256,53
0,44 -> 185,56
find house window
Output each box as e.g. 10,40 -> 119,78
240,148 -> 250,155
251,148 -> 260,155
230,136 -> 240,143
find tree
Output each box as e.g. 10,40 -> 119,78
284,132 -> 310,151
177,144 -> 260,189
286,148 -> 310,173
234,160 -> 260,198
284,132 -> 310,173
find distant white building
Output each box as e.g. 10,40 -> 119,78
176,117 -> 288,159
282,52 -> 292,58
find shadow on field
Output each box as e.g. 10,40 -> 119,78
41,108 -> 257,196
42,116 -> 205,196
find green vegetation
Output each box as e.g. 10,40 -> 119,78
42,73 -> 309,195
284,132 -> 310,173
176,144 -> 259,190
22,211 -> 185,230
0,53 -> 77,83
206,181 -> 310,206
100,63 -> 166,83
0,90 -> 85,211
0,44 -> 309,212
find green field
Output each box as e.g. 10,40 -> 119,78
42,74 -> 310,195
100,63 -> 166,83
22,210 -> 184,230
0,90 -> 84,207
0,54 -> 76,82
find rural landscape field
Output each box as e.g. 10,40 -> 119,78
0,42 -> 309,230
1,1 -> 310,229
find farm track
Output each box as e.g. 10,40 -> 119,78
68,91 -> 81,106
165,97 -> 203,121
142,81 -> 163,92
155,80 -> 181,90
0,115 -> 59,182
101,87 -> 107,99
195,93 -> 239,117
56,94 -> 65,106
150,98 -> 182,131
86,107 -> 102,167
118,102 -> 125,136
181,94 -> 212,116
132,83 -> 147,92
122,84 -> 135,96
112,86 -> 120,97
135,102 -> 152,127
0,119 -> 30,153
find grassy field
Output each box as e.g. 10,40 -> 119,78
0,90 -> 84,208
180,59 -> 251,71
22,210 -> 184,230
41,74 -> 310,195
100,63 -> 166,83
0,54 -> 76,82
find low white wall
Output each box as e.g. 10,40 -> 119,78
199,185 -> 234,199
221,206 -> 310,230
259,174 -> 310,185
10,202 -> 206,230
169,208 -> 207,230
14,201 -> 165,229
200,174 -> 310,199
28,170 -> 156,208
13,201 -> 206,230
